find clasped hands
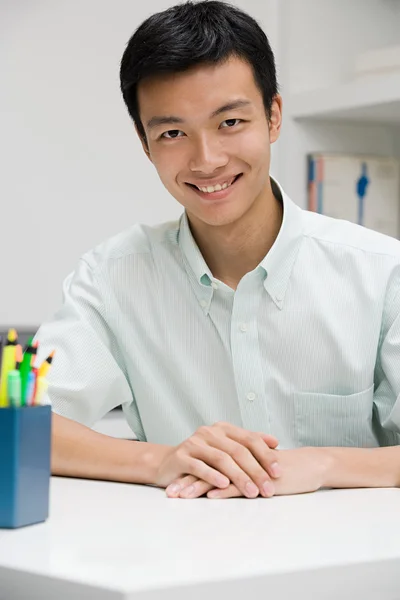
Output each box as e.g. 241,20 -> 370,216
155,422 -> 328,499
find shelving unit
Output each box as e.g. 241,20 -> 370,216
272,0 -> 400,210
286,71 -> 400,123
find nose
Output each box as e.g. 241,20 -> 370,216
188,133 -> 229,174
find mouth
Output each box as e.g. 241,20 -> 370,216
185,173 -> 243,202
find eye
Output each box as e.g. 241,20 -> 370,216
160,130 -> 185,139
220,118 -> 242,128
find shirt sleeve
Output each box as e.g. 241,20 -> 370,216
33,257 -> 143,436
374,275 -> 400,445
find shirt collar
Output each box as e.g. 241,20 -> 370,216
178,177 -> 304,314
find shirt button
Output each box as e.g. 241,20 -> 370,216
247,392 -> 256,401
200,300 -> 207,308
211,282 -> 218,289
239,323 -> 248,332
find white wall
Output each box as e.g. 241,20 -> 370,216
278,0 -> 400,95
1,0 -> 279,328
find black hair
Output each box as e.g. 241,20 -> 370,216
119,0 -> 278,145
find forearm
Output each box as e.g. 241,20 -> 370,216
51,413 -> 171,485
322,446 -> 400,489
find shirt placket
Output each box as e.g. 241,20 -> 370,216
230,271 -> 271,435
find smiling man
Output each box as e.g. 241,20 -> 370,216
36,1 -> 400,500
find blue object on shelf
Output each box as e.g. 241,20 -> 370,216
356,162 -> 370,226
0,405 -> 51,528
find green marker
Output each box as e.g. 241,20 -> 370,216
20,336 -> 35,406
7,371 -> 22,407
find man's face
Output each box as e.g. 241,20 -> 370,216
137,56 -> 282,228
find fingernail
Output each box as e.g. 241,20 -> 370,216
216,475 -> 230,488
262,481 -> 275,497
245,481 -> 259,497
180,485 -> 195,498
208,490 -> 221,498
166,483 -> 181,495
271,462 -> 281,477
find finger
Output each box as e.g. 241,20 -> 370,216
195,442 -> 269,499
179,479 -> 214,499
221,424 -> 281,480
197,425 -> 277,497
166,474 -> 198,497
216,422 -> 279,449
207,484 -> 242,499
181,456 -> 231,490
258,433 -> 279,449
166,474 -> 214,499
243,437 -> 281,479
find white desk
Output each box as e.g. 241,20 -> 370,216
0,478 -> 400,600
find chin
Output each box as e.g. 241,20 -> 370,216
195,206 -> 250,228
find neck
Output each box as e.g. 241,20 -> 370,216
187,178 -> 283,290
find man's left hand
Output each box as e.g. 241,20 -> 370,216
167,447 -> 332,498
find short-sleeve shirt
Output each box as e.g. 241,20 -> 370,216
34,178 -> 400,448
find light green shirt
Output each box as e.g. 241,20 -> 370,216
35,179 -> 400,448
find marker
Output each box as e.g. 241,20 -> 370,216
0,336 -> 3,376
25,370 -> 36,406
38,350 -> 55,379
28,343 -> 40,405
0,329 -> 18,408
7,372 -> 21,407
20,336 -> 35,406
14,344 -> 23,370
34,377 -> 49,406
6,345 -> 23,407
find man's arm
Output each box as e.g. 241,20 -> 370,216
52,413 -> 169,485
52,414 -> 280,497
173,445 -> 400,499
323,446 -> 400,489
273,446 -> 400,497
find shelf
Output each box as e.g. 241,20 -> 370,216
286,71 -> 400,124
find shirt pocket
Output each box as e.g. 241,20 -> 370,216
292,384 -> 377,447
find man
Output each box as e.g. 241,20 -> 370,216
36,0 -> 400,500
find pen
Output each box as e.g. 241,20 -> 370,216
0,329 -> 18,408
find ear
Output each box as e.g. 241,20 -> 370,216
268,95 -> 282,144
134,123 -> 153,163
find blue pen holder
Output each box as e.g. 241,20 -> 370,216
0,405 -> 51,528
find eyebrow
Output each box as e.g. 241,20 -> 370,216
146,99 -> 253,130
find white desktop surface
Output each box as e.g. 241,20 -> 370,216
0,478 -> 400,600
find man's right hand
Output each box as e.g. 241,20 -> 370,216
153,422 -> 281,499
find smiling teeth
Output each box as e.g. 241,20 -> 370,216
197,179 -> 234,193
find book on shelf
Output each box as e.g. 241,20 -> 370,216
307,153 -> 400,238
